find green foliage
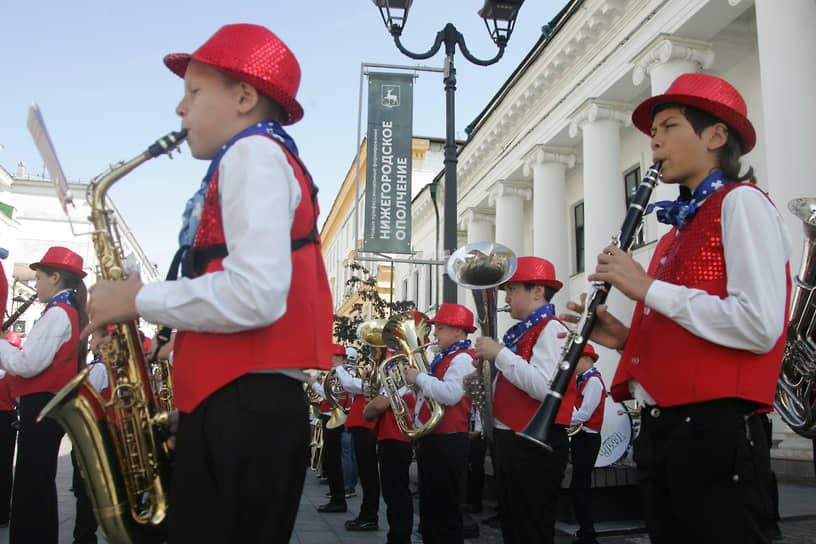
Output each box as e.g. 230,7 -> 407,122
333,262 -> 415,359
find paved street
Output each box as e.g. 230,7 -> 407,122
0,437 -> 813,543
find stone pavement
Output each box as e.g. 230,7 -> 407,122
0,437 -> 812,543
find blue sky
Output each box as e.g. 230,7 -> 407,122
2,1 -> 562,273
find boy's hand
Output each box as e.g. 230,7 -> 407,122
404,367 -> 419,385
83,280 -> 143,338
474,337 -> 502,362
590,245 -> 654,302
558,293 -> 630,351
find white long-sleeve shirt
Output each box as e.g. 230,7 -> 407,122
135,136 -> 301,334
632,184 -> 793,404
0,291 -> 73,378
335,365 -> 364,395
413,351 -> 472,423
493,318 -> 569,402
571,374 -> 603,433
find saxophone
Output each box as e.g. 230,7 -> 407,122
38,130 -> 186,544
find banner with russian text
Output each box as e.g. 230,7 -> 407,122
363,72 -> 413,254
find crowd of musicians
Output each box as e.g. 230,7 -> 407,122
0,22 -> 799,544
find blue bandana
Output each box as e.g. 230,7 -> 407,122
43,289 -> 77,316
178,121 -> 300,248
429,339 -> 472,375
645,170 -> 732,230
502,304 -> 555,353
576,367 -> 600,389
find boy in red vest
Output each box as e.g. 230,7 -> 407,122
363,387 -> 415,544
563,73 -> 791,543
335,347 -> 380,531
404,304 -> 475,544
569,343 -> 605,544
475,256 -> 577,544
86,24 -> 333,542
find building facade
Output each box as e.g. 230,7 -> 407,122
0,161 -> 160,338
326,0 -> 815,475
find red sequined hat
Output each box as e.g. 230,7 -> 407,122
582,343 -> 599,361
29,246 -> 86,278
332,343 -> 347,356
427,303 -> 477,334
164,24 -> 304,125
500,256 -> 562,291
632,73 -> 755,154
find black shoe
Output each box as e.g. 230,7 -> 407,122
317,502 -> 347,513
344,518 -> 378,531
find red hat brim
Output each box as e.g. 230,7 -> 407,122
632,92 -> 755,155
426,317 -> 477,334
164,53 -> 304,126
30,259 -> 87,278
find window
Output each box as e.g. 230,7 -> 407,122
574,202 -> 585,274
402,279 -> 408,300
624,166 -> 646,247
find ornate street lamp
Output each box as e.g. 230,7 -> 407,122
373,0 -> 525,303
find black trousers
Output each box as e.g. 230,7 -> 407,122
416,432 -> 469,544
466,433 -> 486,512
321,415 -> 346,505
350,426 -> 379,521
494,426 -> 568,544
0,410 -> 16,524
10,392 -> 64,544
378,439 -> 413,544
635,399 -> 769,544
72,449 -> 98,544
168,374 -> 309,544
569,430 -> 601,539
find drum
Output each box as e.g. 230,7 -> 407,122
594,394 -> 632,467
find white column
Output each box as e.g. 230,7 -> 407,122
490,180 -> 531,334
755,0 -> 816,274
461,208 -> 495,246
490,180 -> 531,257
523,145 -> 576,308
569,101 -> 630,274
632,34 -> 716,237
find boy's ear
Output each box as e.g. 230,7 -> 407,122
704,122 -> 729,152
235,81 -> 261,114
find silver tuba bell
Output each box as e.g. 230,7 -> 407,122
775,197 -> 816,438
447,242 -> 517,441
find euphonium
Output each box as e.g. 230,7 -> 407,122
447,242 -> 517,442
324,364 -> 355,429
379,311 -> 443,439
357,319 -> 388,398
38,131 -> 186,544
774,197 -> 816,438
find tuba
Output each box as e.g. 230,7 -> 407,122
379,311 -> 443,439
774,197 -> 816,438
447,242 -> 517,442
38,131 -> 186,544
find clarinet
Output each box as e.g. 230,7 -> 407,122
518,161 -> 662,450
2,293 -> 38,332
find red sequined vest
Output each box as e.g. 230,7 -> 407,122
576,373 -> 606,432
172,134 -> 334,413
493,317 -> 577,431
416,348 -> 474,434
611,183 -> 790,408
13,303 -> 79,398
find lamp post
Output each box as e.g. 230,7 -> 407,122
373,0 -> 524,303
